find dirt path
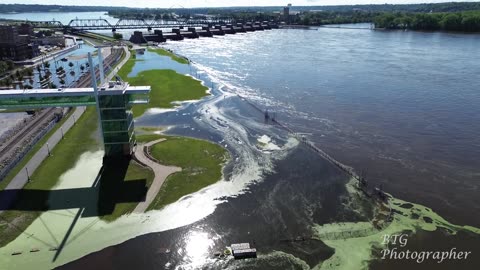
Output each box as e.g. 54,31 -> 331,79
133,139 -> 181,213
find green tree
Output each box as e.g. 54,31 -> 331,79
461,14 -> 480,32
0,61 -> 8,75
4,78 -> 12,87
24,67 -> 33,76
6,60 -> 14,70
113,33 -> 123,40
441,13 -> 462,31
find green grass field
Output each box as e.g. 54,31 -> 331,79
136,133 -> 165,143
130,69 -> 209,117
147,48 -> 189,64
118,50 -> 208,117
79,32 -> 115,42
147,136 -> 229,210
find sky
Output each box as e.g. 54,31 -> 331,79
1,0 -> 477,8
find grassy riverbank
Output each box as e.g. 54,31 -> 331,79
147,136 -> 229,210
147,48 -> 189,64
0,107 -> 99,247
26,108 -> 100,187
0,108 -> 154,247
77,32 -> 115,42
118,51 -> 208,117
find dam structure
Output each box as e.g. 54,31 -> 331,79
129,21 -> 279,44
0,50 -> 151,158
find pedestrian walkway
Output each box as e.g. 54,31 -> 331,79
133,139 -> 181,213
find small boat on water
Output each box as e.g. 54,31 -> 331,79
230,243 -> 257,260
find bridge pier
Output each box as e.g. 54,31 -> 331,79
198,26 -> 213,37
244,22 -> 255,32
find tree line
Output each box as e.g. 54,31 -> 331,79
373,11 -> 480,32
3,2 -> 480,14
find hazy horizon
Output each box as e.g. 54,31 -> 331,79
1,0 -> 479,9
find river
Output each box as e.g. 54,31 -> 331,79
1,11 -> 480,269
160,27 -> 480,227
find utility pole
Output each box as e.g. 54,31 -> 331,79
26,167 -> 30,182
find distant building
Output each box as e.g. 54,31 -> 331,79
0,24 -> 39,61
17,23 -> 34,35
282,4 -> 299,23
283,3 -> 292,18
35,34 -> 66,47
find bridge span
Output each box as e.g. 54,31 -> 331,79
1,17 -> 237,31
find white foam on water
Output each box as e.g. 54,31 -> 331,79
257,135 -> 281,151
143,107 -> 177,115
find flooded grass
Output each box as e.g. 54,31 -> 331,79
129,69 -> 209,117
314,195 -> 480,270
117,50 -> 208,117
99,159 -> 154,222
147,47 -> 189,64
26,107 -> 100,190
